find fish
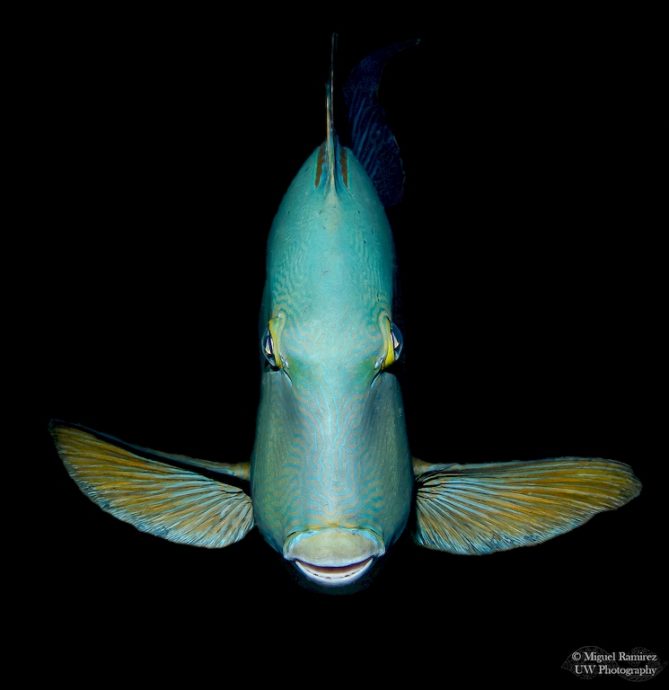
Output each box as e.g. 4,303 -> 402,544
50,39 -> 641,591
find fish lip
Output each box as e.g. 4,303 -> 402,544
294,557 -> 375,586
283,527 -> 384,586
283,527 -> 385,564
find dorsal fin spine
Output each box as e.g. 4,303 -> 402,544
325,33 -> 338,193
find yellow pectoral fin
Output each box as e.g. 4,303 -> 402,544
51,422 -> 254,548
413,457 -> 641,555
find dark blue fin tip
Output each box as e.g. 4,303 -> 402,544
343,38 -> 421,207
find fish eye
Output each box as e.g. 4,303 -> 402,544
262,328 -> 278,369
377,317 -> 404,370
390,323 -> 403,360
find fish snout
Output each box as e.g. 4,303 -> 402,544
283,528 -> 385,587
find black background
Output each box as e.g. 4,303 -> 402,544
30,12 -> 664,684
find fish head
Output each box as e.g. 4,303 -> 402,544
251,144 -> 414,588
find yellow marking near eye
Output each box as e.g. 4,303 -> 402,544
379,313 -> 395,369
268,312 -> 287,369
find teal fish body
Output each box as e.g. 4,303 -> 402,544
50,41 -> 641,592
251,141 -> 414,580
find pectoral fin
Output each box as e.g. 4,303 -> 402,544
51,422 -> 254,548
413,457 -> 641,555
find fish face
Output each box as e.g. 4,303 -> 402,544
250,144 -> 414,582
284,528 -> 384,587
251,343 -> 413,584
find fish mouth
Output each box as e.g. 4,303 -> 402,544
283,527 -> 384,587
294,557 -> 375,585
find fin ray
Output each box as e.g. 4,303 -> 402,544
51,420 -> 250,481
51,422 -> 254,548
343,39 -> 419,206
413,457 -> 641,554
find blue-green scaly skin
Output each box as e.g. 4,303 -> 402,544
251,144 -> 414,554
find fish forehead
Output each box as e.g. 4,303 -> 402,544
280,314 -> 382,376
266,144 -> 395,324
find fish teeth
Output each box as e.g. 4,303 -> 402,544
294,557 -> 374,585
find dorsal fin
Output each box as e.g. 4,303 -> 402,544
324,32 -> 337,192
343,39 -> 420,207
